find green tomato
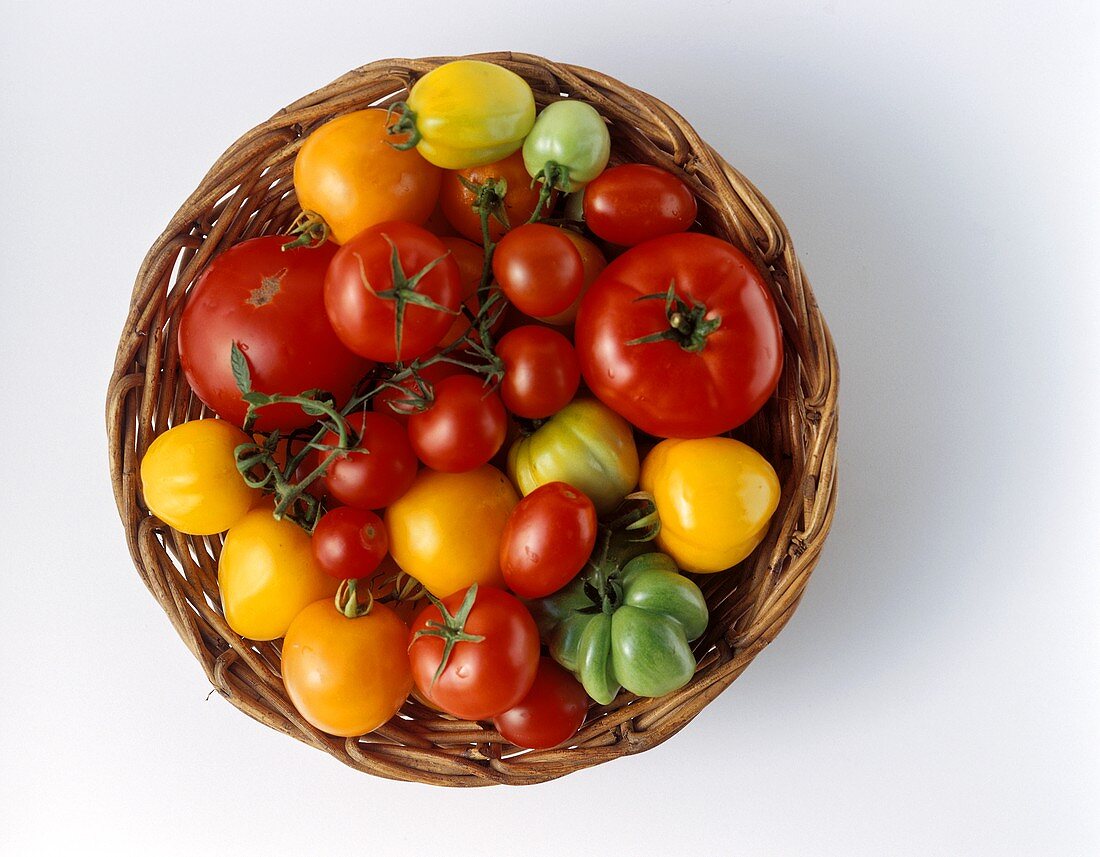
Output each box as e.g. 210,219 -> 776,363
522,101 -> 611,192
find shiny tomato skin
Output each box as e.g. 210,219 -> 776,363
583,164 -> 697,246
540,230 -> 607,327
407,374 -> 507,472
324,221 -> 462,363
321,411 -> 418,510
179,237 -> 372,432
439,150 -> 554,243
500,481 -> 597,598
311,506 -> 388,580
492,224 -> 584,318
408,585 -> 540,720
493,657 -> 588,749
371,358 -> 464,424
495,326 -> 580,419
575,233 -> 783,438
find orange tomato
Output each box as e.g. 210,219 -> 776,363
294,108 -> 441,244
439,151 -> 554,244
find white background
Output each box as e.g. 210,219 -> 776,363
2,1 -> 1097,854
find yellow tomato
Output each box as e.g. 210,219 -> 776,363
139,419 -> 259,536
640,437 -> 780,573
218,507 -> 338,640
385,465 -> 518,597
294,108 -> 441,244
398,60 -> 536,169
508,399 -> 639,515
281,599 -> 412,737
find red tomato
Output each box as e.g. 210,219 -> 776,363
311,506 -> 388,580
574,233 -> 783,438
407,374 -> 507,472
437,237 -> 485,347
583,164 -> 697,246
495,326 -> 580,419
540,230 -> 607,327
492,224 -> 583,318
371,358 -> 464,424
321,411 -> 418,509
493,658 -> 588,749
408,584 -> 540,720
178,237 -> 371,432
499,482 -> 597,598
324,221 -> 461,362
439,151 -> 554,244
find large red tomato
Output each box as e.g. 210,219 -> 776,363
178,237 -> 371,431
574,233 -> 783,438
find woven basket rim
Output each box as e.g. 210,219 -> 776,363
106,51 -> 839,787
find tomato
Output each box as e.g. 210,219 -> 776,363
508,399 -> 639,515
179,237 -> 371,432
640,437 -> 780,572
408,584 -> 539,720
437,237 -> 484,346
522,100 -> 610,192
583,164 -> 697,246
324,221 -> 462,362
385,465 -> 518,597
140,419 -> 259,535
533,552 -> 707,703
293,108 -> 442,244
575,232 -> 783,438
218,506 -> 338,641
371,358 -> 464,423
439,151 -> 553,243
407,374 -> 507,472
492,224 -> 583,318
493,657 -> 588,749
500,482 -> 597,598
495,326 -> 580,419
389,60 -> 536,169
539,230 -> 607,327
282,598 -> 412,736
311,506 -> 388,580
321,411 -> 418,510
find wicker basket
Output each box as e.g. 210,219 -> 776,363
106,52 -> 838,787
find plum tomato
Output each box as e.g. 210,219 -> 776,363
493,657 -> 588,749
321,411 -> 418,509
407,374 -> 507,472
582,164 -> 697,246
311,506 -> 388,580
495,326 -> 580,419
492,224 -> 583,319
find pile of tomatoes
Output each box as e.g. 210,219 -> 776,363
139,60 -> 785,750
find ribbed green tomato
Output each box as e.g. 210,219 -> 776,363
522,100 -> 611,192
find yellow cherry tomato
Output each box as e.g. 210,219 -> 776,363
385,465 -> 518,597
640,437 -> 780,573
218,507 -> 338,641
508,399 -> 639,515
294,108 -> 442,244
139,419 -> 259,536
281,598 -> 412,737
392,60 -> 536,169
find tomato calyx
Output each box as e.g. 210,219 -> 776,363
601,490 -> 661,543
575,492 -> 663,615
529,162 -> 568,223
335,577 -> 375,619
411,583 -> 487,688
282,210 -> 330,251
626,279 -> 723,353
384,101 -> 420,150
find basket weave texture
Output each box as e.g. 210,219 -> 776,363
106,52 -> 838,787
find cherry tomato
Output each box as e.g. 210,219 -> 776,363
371,358 -> 464,423
282,598 -> 412,737
492,224 -> 583,319
583,164 -> 697,246
495,326 -> 580,419
575,232 -> 783,438
407,374 -> 507,472
540,230 -> 607,327
408,584 -> 540,720
293,108 -> 442,244
324,221 -> 461,362
437,237 -> 484,347
140,420 -> 260,535
179,237 -> 371,432
493,657 -> 588,749
218,506 -> 338,641
321,411 -> 417,509
311,506 -> 388,580
500,481 -> 597,598
439,151 -> 554,244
